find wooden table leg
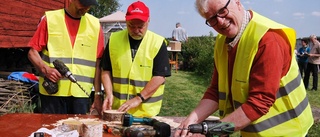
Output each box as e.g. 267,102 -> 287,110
168,51 -> 180,73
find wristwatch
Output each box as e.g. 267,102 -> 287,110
137,93 -> 145,101
95,91 -> 103,96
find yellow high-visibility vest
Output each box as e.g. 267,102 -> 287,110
109,29 -> 165,117
214,11 -> 313,137
39,9 -> 100,97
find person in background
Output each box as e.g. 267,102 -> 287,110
297,39 -> 310,78
294,49 -> 298,60
28,0 -> 104,114
171,22 -> 188,70
175,0 -> 313,136
303,34 -> 320,91
172,22 -> 188,42
91,1 -> 171,117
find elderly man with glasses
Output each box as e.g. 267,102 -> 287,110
175,0 -> 313,136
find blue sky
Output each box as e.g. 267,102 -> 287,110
118,0 -> 320,39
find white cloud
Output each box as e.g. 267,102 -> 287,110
293,12 -> 305,19
311,11 -> 320,17
243,1 -> 251,5
293,12 -> 305,16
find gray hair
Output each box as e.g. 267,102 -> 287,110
310,34 -> 317,39
195,0 -> 245,19
195,0 -> 210,18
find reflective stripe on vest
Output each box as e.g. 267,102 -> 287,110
112,77 -> 164,103
39,9 -> 100,97
109,29 -> 165,117
214,11 -> 313,137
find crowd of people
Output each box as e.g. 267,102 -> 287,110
297,35 -> 320,91
26,0 -> 316,136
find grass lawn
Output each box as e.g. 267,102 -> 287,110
161,71 -> 320,136
159,71 -> 209,116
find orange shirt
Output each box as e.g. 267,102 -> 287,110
203,30 -> 291,121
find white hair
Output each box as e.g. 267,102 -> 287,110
195,0 -> 245,19
195,0 -> 210,18
310,34 -> 317,39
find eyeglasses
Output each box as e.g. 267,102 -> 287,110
205,0 -> 230,27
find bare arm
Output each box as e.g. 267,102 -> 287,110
140,76 -> 165,99
28,48 -> 47,75
220,107 -> 251,131
307,53 -> 320,57
28,48 -> 61,82
175,102 -> 251,137
101,70 -> 114,111
174,99 -> 219,137
93,59 -> 102,94
118,76 -> 165,112
90,59 -> 103,114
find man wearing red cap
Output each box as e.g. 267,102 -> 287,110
92,1 -> 171,117
28,0 -> 104,114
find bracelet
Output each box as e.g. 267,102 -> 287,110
137,93 -> 145,101
95,91 -> 103,96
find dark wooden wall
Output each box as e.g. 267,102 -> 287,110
0,0 -> 69,72
0,0 -> 68,48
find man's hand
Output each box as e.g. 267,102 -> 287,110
91,94 -> 103,116
117,96 -> 142,112
91,93 -> 114,116
174,117 -> 197,137
44,67 -> 62,82
102,94 -> 114,112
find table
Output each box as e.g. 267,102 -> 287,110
0,113 -> 186,137
0,113 -> 117,137
168,49 -> 181,73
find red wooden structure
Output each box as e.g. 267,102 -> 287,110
0,0 -> 69,73
0,0 -> 69,48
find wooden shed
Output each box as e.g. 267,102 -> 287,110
0,0 -> 68,48
0,0 -> 68,73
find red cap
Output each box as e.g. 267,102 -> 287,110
126,1 -> 149,22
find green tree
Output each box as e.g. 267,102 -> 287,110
179,32 -> 215,82
89,0 -> 122,18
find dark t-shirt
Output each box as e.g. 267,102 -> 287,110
100,35 -> 171,77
